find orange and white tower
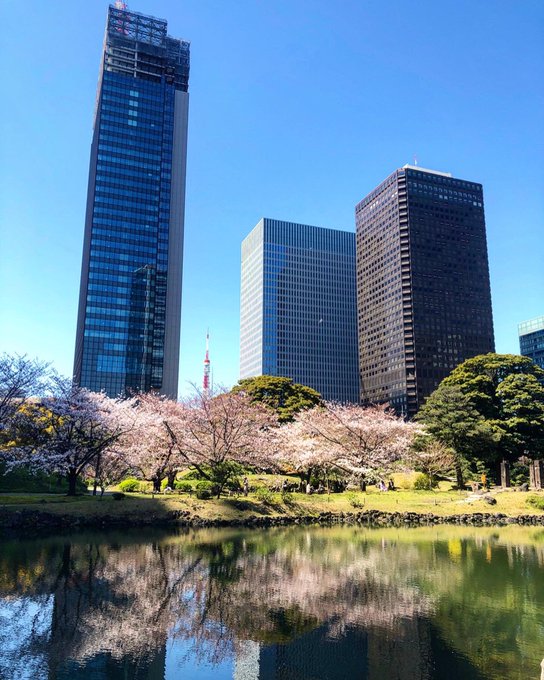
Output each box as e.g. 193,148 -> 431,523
203,331 -> 211,397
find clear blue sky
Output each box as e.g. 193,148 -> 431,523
1,0 -> 543,395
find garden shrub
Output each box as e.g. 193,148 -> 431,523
413,473 -> 437,491
174,481 -> 193,493
527,495 -> 544,511
224,477 -> 242,493
160,478 -> 181,491
195,480 -> 213,500
255,486 -> 273,503
118,478 -> 140,493
395,472 -> 417,490
346,492 -> 364,508
184,468 -> 207,481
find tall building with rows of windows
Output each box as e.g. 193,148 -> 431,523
74,4 -> 189,397
240,218 -> 359,403
355,165 -> 495,417
519,316 -> 544,371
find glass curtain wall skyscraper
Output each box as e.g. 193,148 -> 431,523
356,165 -> 494,417
74,4 -> 189,397
240,218 -> 359,403
519,316 -> 544,371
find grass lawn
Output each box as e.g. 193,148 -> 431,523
1,481 -> 543,522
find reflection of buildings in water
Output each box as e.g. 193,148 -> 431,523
234,622 -> 427,680
2,529 -> 543,680
234,640 -> 260,680
365,618 -> 432,680
53,649 -> 166,680
234,617 -> 486,680
44,543 -> 170,680
237,626 -> 369,680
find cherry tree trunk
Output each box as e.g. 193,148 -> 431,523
67,469 -> 78,496
92,454 -> 102,496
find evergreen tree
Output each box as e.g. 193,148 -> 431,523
232,376 -> 322,422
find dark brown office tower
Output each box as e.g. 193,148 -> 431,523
355,165 -> 494,417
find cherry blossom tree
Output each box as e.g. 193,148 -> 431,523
86,446 -> 133,497
121,392 -> 185,492
287,403 -> 419,486
277,417 -> 337,488
405,438 -> 456,489
164,387 -> 279,496
7,377 -> 133,495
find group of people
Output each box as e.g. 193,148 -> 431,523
242,475 -> 396,497
378,479 -> 395,492
305,482 -> 328,495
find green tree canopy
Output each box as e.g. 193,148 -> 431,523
415,383 -> 497,488
442,353 -> 544,420
417,354 -> 544,480
231,376 -> 322,422
442,353 -> 544,461
495,373 -> 544,459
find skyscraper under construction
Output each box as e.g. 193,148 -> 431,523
74,4 -> 189,397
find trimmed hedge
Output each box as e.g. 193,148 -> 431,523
195,481 -> 214,500
118,478 -> 141,493
174,481 -> 193,493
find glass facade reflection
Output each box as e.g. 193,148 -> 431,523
519,316 -> 544,371
240,218 -> 359,403
356,165 -> 495,417
74,5 -> 189,397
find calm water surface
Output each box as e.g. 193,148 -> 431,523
0,524 -> 543,680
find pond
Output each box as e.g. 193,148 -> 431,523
0,525 -> 542,679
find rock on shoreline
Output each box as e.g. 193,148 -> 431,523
1,508 -> 543,534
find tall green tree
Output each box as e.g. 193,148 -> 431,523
416,384 -> 497,488
231,376 -> 321,422
442,353 -> 544,418
495,373 -> 544,459
442,353 -> 544,461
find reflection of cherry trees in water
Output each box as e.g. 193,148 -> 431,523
0,537 -> 201,676
0,527 -> 543,678
199,532 -> 435,639
0,596 -> 53,679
